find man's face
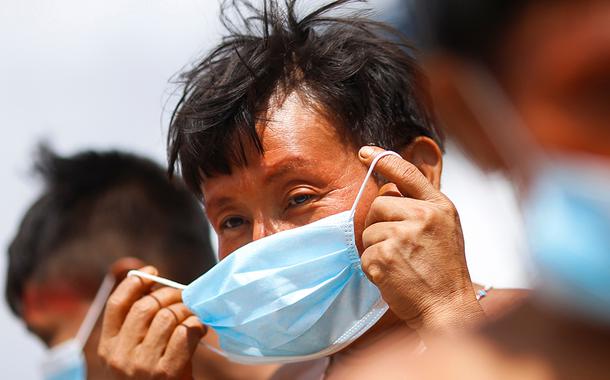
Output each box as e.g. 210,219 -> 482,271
202,92 -> 380,259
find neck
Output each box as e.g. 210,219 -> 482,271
334,311 -> 419,358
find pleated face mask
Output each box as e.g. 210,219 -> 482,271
130,151 -> 399,364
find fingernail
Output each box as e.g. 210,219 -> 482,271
359,146 -> 374,159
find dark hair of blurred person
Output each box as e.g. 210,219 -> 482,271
409,1 -> 610,379
5,146 -> 216,378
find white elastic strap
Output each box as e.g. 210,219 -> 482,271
74,274 -> 116,349
127,270 -> 187,290
349,151 -> 402,218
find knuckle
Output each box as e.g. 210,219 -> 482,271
389,222 -> 408,237
97,342 -> 110,361
360,249 -> 376,272
414,206 -> 436,224
361,227 -> 374,247
370,196 -> 386,212
439,197 -> 459,218
448,202 -> 460,220
365,261 -> 384,284
154,363 -> 177,380
361,246 -> 389,285
132,297 -> 158,316
360,251 -> 372,270
106,294 -> 125,312
421,206 -> 436,222
378,244 -> 395,264
174,323 -> 190,341
106,354 -> 126,373
155,308 -> 177,328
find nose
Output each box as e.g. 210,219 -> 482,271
251,218 -> 286,242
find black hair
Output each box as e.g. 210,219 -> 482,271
168,0 -> 443,197
6,146 -> 216,318
413,0 -> 532,68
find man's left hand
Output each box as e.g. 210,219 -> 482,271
358,146 -> 484,334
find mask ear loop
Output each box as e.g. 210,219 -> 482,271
127,270 -> 187,290
349,151 -> 402,219
74,274 -> 116,350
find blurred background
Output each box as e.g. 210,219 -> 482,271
0,0 -> 527,377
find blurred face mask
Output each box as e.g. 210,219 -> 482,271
41,275 -> 115,380
456,64 -> 610,326
130,151 -> 399,364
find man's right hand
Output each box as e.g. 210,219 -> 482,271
98,265 -> 206,379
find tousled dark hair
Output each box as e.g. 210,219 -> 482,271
168,0 -> 443,197
6,146 -> 216,318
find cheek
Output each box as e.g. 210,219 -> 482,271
218,240 -> 241,261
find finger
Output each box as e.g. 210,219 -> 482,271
117,286 -> 184,351
140,303 -> 194,358
362,221 -> 399,248
101,265 -> 159,340
365,195 -> 425,227
160,316 -> 206,377
359,146 -> 440,201
378,182 -> 402,197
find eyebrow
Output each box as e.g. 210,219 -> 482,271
204,157 -> 321,213
263,158 -> 318,185
204,196 -> 234,214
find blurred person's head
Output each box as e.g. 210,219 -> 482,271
168,0 -> 444,259
416,0 -> 610,324
416,0 -> 610,177
6,146 -> 215,378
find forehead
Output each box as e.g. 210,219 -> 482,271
257,92 -> 350,156
201,92 -> 357,195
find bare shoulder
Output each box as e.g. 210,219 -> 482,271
409,333 -> 555,380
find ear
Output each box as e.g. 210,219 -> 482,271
399,136 -> 443,190
22,282 -> 85,346
424,55 -> 507,172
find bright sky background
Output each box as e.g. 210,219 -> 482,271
0,1 -> 527,378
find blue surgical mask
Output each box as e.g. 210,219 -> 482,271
41,340 -> 86,380
41,275 -> 115,380
456,64 -> 610,326
130,151 -> 400,364
524,158 -> 610,325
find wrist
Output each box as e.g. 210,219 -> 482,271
407,289 -> 486,334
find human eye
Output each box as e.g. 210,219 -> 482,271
286,193 -> 314,209
220,216 -> 247,230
